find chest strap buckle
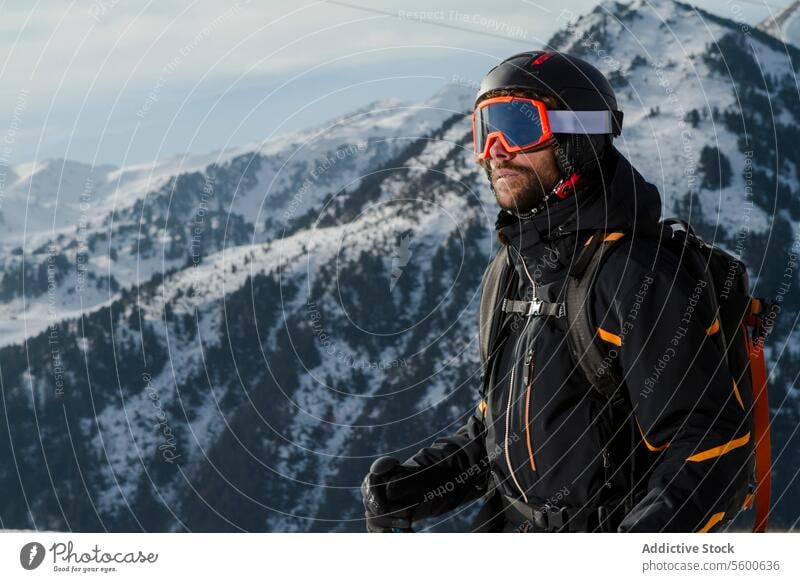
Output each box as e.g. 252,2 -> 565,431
502,298 -> 565,318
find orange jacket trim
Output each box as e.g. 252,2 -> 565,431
636,418 -> 670,452
732,378 -> 745,409
597,327 -> 622,346
686,432 -> 750,462
698,511 -> 726,533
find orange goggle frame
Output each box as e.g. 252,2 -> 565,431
472,96 -> 620,160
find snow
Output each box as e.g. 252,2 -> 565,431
0,82 -> 478,346
560,0 -> 775,239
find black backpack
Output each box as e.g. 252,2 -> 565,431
477,218 -> 773,532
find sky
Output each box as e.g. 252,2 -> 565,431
0,0 -> 790,168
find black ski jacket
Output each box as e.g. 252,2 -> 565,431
402,148 -> 751,532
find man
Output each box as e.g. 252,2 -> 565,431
362,51 -> 751,532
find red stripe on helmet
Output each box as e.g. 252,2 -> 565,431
531,51 -> 555,66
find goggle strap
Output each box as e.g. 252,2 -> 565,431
547,110 -> 619,135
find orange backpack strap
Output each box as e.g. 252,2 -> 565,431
746,302 -> 771,533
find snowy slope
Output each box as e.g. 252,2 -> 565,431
0,86 -> 472,347
553,0 -> 780,234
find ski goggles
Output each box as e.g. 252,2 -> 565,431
472,96 -> 622,160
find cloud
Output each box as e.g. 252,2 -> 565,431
0,0 -> 770,164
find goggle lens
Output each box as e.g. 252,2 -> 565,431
473,98 -> 549,159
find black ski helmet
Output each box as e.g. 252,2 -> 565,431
475,50 -> 623,190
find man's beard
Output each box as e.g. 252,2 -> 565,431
491,163 -> 559,215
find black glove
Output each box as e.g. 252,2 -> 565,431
361,457 -> 450,533
361,457 -> 415,533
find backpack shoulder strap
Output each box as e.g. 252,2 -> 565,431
565,231 -> 627,400
479,246 -> 510,369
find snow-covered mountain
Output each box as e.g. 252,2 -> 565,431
0,86 -> 472,346
0,0 -> 797,532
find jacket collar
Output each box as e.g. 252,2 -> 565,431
494,148 -> 663,293
496,147 -> 662,247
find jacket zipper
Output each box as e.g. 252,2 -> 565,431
503,242 -> 538,503
524,347 -> 536,472
504,318 -> 531,503
602,448 -> 612,489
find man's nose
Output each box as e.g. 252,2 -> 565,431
488,137 -> 513,163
